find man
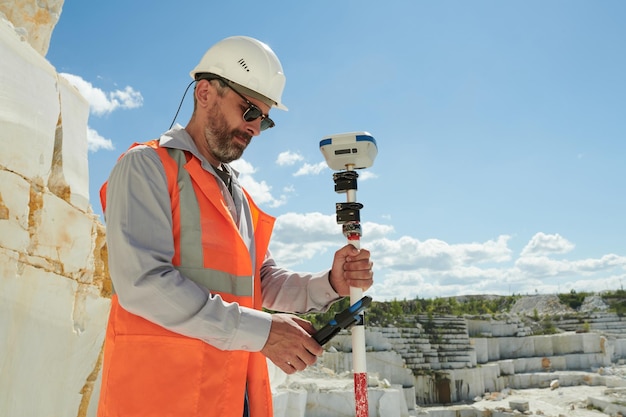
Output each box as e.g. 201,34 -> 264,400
97,36 -> 373,417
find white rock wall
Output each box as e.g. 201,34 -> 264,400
0,5 -> 111,417
0,0 -> 63,55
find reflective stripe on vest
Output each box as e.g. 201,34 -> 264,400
166,147 -> 253,298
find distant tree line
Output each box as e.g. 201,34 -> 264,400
592,289 -> 626,316
298,294 -> 521,329
296,289 -> 626,330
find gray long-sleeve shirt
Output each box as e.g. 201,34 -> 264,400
104,125 -> 341,352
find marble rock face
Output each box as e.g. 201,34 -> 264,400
0,0 -> 64,56
0,3 -> 111,416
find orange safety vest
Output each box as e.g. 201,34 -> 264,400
97,140 -> 276,417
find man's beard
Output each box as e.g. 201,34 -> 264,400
204,103 -> 252,163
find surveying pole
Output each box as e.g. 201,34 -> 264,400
320,132 -> 378,417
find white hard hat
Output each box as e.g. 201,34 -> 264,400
190,36 -> 287,110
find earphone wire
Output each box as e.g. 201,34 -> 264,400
168,80 -> 196,130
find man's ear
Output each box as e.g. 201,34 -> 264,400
194,79 -> 214,108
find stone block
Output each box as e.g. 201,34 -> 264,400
532,335 -> 554,356
366,329 -> 394,351
507,372 -> 555,389
380,387 -> 410,417
368,351 -> 415,387
512,357 -> 544,373
491,322 -> 519,337
498,336 -> 535,359
0,258 -> 110,417
588,395 -> 626,417
498,359 -> 515,375
467,319 -> 491,336
552,333 -> 584,355
564,352 -> 611,370
0,19 -> 57,182
509,400 -> 529,412
486,337 -> 501,361
581,332 -> 603,353
28,192 -> 96,277
613,339 -> 626,360
423,406 -> 478,417
491,411 -> 516,417
471,338 -> 489,363
272,389 -> 307,417
322,351 -> 415,388
448,368 -> 486,403
549,355 -> 567,371
0,170 -> 30,253
306,388 -> 405,417
0,247 -> 19,286
57,74 -> 90,211
467,348 -> 477,367
477,363 -> 502,394
0,0 -> 63,55
402,386 -> 416,410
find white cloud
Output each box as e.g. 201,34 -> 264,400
269,213 -> 395,268
358,171 -> 378,181
361,221 -> 395,240
238,176 -> 286,208
575,254 -> 626,271
59,73 -> 143,153
520,232 -> 575,257
515,253 -> 626,278
87,127 -> 114,152
458,235 -> 513,264
231,159 -> 287,208
310,227 -> 625,300
290,162 -> 374,178
276,151 -> 304,166
272,214 -> 394,245
269,212 -> 339,266
267,217 -> 626,301
109,86 -> 143,111
514,256 -> 569,278
270,240 -> 334,268
370,235 -> 512,272
294,162 -> 327,176
230,159 -> 256,175
273,212 -> 340,242
60,73 -> 143,116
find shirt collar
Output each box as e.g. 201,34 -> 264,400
159,124 -> 240,178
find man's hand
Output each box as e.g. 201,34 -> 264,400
261,314 -> 324,374
329,244 -> 374,297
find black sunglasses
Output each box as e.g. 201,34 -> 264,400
225,83 -> 275,131
198,75 -> 275,131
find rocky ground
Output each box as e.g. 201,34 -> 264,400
420,294 -> 626,417
508,294 -> 579,316
464,384 -> 617,417
281,366 -> 626,417
465,367 -> 626,417
275,293 -> 626,416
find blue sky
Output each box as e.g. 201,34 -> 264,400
47,1 -> 626,301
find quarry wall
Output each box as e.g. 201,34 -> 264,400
0,3 -> 111,416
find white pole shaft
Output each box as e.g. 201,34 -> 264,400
344,166 -> 368,416
348,244 -> 367,374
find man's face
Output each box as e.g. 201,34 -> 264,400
203,100 -> 252,164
